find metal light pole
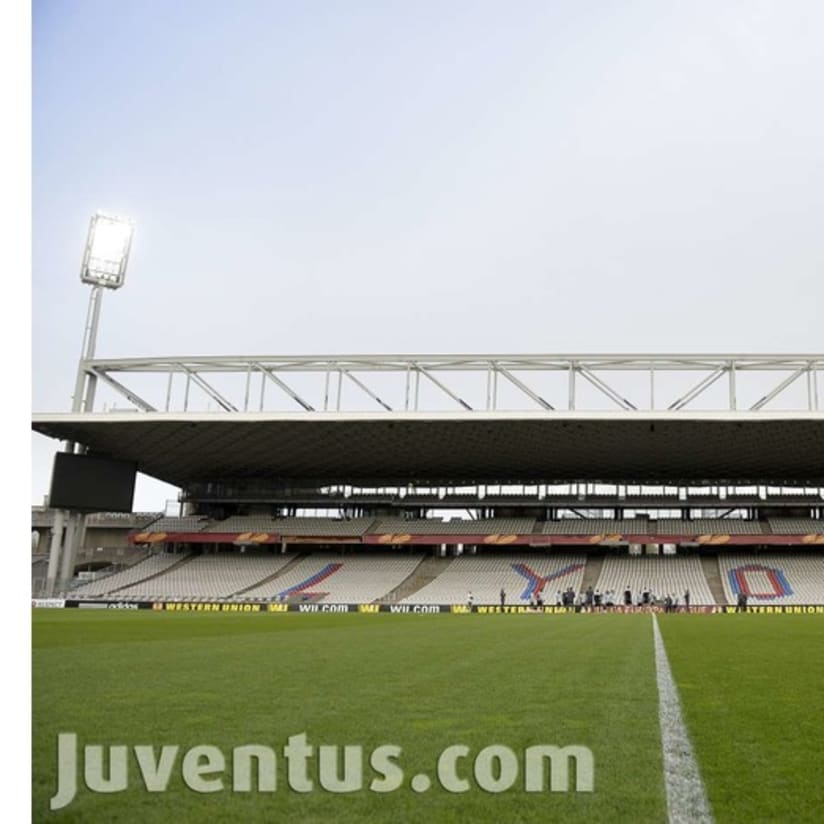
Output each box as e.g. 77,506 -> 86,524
45,213 -> 135,596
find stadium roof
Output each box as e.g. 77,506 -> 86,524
32,410 -> 824,487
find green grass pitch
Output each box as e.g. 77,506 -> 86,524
32,611 -> 823,822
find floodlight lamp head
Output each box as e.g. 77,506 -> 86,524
80,212 -> 135,289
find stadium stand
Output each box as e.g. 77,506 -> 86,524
110,551 -> 295,599
541,519 -> 652,535
768,518 -> 824,535
200,516 -> 281,533
594,555 -> 715,605
400,553 -> 587,604
240,552 -> 423,602
199,516 -> 376,536
68,552 -> 187,597
656,519 -> 767,535
718,554 -> 824,604
142,516 -> 210,533
269,518 -> 376,537
53,546 -> 824,605
373,518 -> 535,535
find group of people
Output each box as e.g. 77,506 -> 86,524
540,585 -> 693,611
471,585 -> 696,611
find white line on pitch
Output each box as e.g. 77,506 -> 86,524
652,614 -> 714,824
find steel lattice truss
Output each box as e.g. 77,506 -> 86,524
72,354 -> 824,414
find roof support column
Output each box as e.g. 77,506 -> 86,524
59,513 -> 80,592
568,363 -> 576,410
44,510 -> 65,598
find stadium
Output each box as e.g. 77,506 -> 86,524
32,353 -> 824,607
31,353 -> 824,611
29,4 -> 824,822
32,350 -> 824,822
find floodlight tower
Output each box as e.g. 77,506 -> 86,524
73,212 -> 135,412
45,213 -> 135,596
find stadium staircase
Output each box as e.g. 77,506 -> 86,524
578,553 -> 604,594
230,552 -> 309,597
106,553 -> 195,596
700,554 -> 728,605
376,555 -> 453,603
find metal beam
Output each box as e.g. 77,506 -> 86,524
577,366 -> 638,411
179,366 -> 238,412
253,363 -> 314,411
414,365 -> 473,411
494,365 -> 555,410
750,367 -> 806,411
667,367 -> 726,411
88,368 -> 157,412
84,353 -> 824,373
342,371 -> 393,411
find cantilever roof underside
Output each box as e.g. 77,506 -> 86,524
31,411 -> 824,487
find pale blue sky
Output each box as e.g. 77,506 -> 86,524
32,1 -> 824,508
